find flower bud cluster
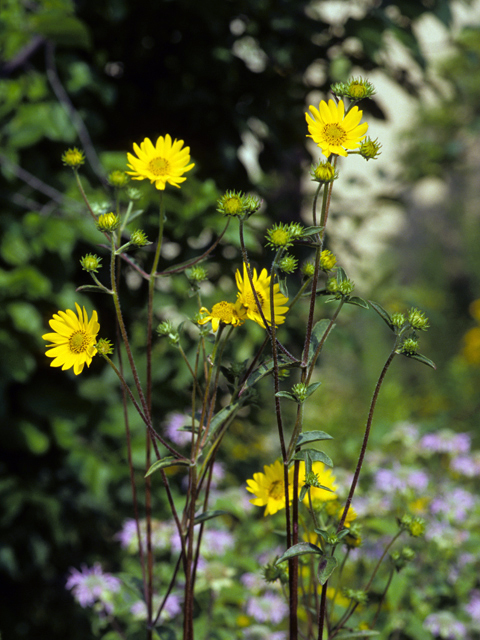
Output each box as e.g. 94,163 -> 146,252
217,190 -> 261,218
391,546 -> 415,572
311,160 -> 337,184
263,560 -> 288,584
331,77 -> 376,101
97,212 -> 120,232
399,514 -> 426,537
157,321 -> 180,346
343,588 -> 368,605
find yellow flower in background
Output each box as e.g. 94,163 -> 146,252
299,460 -> 338,506
235,263 -> 289,329
198,301 -> 246,333
306,99 -> 368,158
43,303 -> 100,375
246,460 -> 292,516
126,134 -> 194,190
462,299 -> 480,364
338,504 -> 357,527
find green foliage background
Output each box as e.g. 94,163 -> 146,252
1,0 -> 480,638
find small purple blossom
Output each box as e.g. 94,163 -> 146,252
374,467 -> 407,493
406,470 -> 429,491
246,591 -> 288,624
116,518 -> 175,553
420,432 -> 471,455
430,488 -> 475,522
66,563 -> 121,612
164,412 -> 192,447
450,454 -> 480,477
171,527 -> 234,559
465,590 -> 480,623
423,612 -> 467,639
131,593 -> 182,621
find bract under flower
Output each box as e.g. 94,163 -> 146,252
126,134 -> 194,190
42,303 -> 99,375
235,263 -> 289,329
306,99 -> 368,158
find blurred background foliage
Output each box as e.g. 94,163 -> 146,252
1,0 -> 480,638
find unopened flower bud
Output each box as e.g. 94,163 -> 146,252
130,229 -> 150,247
391,312 -> 406,328
408,308 -> 429,331
311,161 -> 337,183
302,262 -> 315,278
97,212 -> 120,232
96,338 -> 114,356
279,254 -> 298,274
292,383 -> 308,403
108,170 -> 129,188
80,253 -> 102,273
360,137 -> 382,161
266,224 -> 293,248
188,265 -> 208,282
400,338 -> 419,355
320,249 -> 337,272
62,147 -> 85,168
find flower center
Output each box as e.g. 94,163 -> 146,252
148,157 -> 171,177
270,229 -> 290,246
69,331 -> 91,354
223,196 -> 243,215
268,480 -> 284,501
212,301 -> 237,323
323,123 -> 346,145
244,289 -> 265,310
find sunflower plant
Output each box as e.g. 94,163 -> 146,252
41,80 -> 435,640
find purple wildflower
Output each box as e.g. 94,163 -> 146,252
406,470 -> 429,491
465,590 -> 480,623
450,454 -> 480,477
245,591 -> 288,624
423,612 -> 466,639
164,412 -> 191,447
430,488 -> 475,522
374,467 -> 406,493
66,563 -> 121,613
420,432 -> 471,455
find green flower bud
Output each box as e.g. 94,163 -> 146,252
288,222 -> 304,238
97,212 -> 120,232
266,223 -> 293,249
130,229 -> 150,247
187,265 -> 208,282
408,308 -> 430,331
157,320 -> 180,345
311,160 -> 337,183
400,338 -> 419,355
96,338 -> 114,356
302,261 -> 315,278
62,147 -> 85,168
399,514 -> 425,537
292,383 -> 308,403
360,137 -> 382,161
127,187 -> 142,201
279,254 -> 298,274
80,253 -> 102,273
217,190 -> 247,217
332,77 -> 376,101
391,312 -> 406,328
263,560 -> 288,584
338,279 -> 355,296
344,589 -> 368,605
108,170 -> 129,188
326,278 -> 339,293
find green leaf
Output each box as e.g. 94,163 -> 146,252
275,391 -> 297,402
30,14 -> 92,49
276,542 -> 323,564
293,448 -> 333,467
296,430 -> 333,447
245,358 -> 297,391
368,300 -> 393,329
346,296 -> 369,309
145,457 -> 190,477
402,352 -> 436,370
308,319 -> 332,363
336,266 -> 348,284
76,285 -> 111,294
302,225 -> 324,237
194,510 -> 236,524
317,555 -> 337,585
306,381 -> 322,397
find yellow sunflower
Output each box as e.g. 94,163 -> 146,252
299,460 -> 338,506
42,303 -> 100,375
246,460 -> 293,516
198,300 -> 246,333
126,134 -> 194,190
306,99 -> 368,158
235,263 -> 289,329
